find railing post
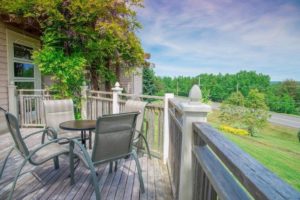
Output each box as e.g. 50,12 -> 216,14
112,82 -> 123,114
81,83 -> 88,119
163,93 -> 174,164
8,82 -> 17,117
178,85 -> 211,200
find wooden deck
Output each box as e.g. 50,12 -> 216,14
0,128 -> 173,200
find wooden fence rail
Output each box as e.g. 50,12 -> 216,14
18,90 -> 53,127
168,99 -> 183,199
86,90 -> 165,158
192,122 -> 300,200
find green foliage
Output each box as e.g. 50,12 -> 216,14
143,67 -> 157,95
1,0 -> 146,105
220,90 -> 269,136
199,71 -> 270,101
33,47 -> 86,98
298,130 -> 300,143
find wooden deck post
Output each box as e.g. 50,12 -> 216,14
178,85 -> 211,200
81,83 -> 88,119
112,82 -> 123,114
163,93 -> 174,164
8,82 -> 17,117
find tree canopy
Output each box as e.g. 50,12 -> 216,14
0,0 -> 147,105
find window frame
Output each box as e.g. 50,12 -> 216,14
7,29 -> 41,90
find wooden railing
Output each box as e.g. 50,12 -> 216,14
168,99 -> 183,199
18,89 -> 53,127
192,123 -> 300,200
166,91 -> 300,200
86,90 -> 113,119
86,91 -> 165,158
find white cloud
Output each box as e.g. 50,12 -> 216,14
137,0 -> 300,80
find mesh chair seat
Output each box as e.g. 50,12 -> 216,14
30,143 -> 69,164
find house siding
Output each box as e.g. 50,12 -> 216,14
0,22 -> 8,134
0,21 -> 8,111
119,67 -> 143,95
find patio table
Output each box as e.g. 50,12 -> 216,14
59,120 -> 96,148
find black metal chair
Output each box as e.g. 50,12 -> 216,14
69,112 -> 145,200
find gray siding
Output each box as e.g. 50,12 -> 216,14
119,67 -> 143,95
0,21 -> 8,134
0,21 -> 8,110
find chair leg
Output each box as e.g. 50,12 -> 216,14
53,156 -> 59,169
69,141 -> 75,185
114,161 -> 118,172
89,131 -> 92,149
0,147 -> 14,179
132,151 -> 145,193
109,162 -> 113,173
8,158 -> 28,200
140,134 -> 152,159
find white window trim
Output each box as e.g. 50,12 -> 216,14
6,29 -> 41,89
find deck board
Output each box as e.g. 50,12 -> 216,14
0,128 -> 173,200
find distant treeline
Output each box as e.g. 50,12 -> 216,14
143,68 -> 300,115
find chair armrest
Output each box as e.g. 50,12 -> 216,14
23,127 -> 58,145
29,137 -> 71,156
23,129 -> 49,140
69,139 -> 93,165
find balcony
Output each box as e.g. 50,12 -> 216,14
1,83 -> 300,199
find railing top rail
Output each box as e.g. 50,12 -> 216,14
168,98 -> 184,115
118,93 -> 164,100
193,122 -> 300,200
88,90 -> 113,95
17,89 -> 49,92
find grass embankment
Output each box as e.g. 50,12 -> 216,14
208,111 -> 300,191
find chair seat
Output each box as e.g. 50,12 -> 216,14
30,143 -> 69,164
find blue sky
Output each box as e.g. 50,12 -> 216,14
136,0 -> 300,81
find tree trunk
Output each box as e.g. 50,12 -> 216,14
90,66 -> 99,90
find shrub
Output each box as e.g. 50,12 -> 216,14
298,130 -> 300,143
219,125 -> 249,136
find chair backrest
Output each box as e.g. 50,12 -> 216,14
124,100 -> 147,137
43,99 -> 75,133
1,110 -> 29,157
92,112 -> 139,163
0,107 -> 9,135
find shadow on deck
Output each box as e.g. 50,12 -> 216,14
0,128 -> 173,200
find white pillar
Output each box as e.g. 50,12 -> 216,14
8,82 -> 17,116
178,85 -> 211,200
81,84 -> 88,119
112,82 -> 123,114
163,93 -> 174,164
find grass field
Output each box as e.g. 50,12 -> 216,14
208,111 -> 300,191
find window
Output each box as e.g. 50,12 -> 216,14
12,43 -> 36,89
7,30 -> 41,90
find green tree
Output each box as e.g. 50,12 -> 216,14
244,89 -> 269,136
219,90 -> 269,136
219,91 -> 245,128
1,0 -> 146,104
143,67 -> 157,95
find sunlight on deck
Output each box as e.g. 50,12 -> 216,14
0,128 -> 173,200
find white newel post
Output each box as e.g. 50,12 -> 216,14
163,93 -> 174,164
178,85 -> 211,200
112,82 -> 123,114
8,82 -> 17,117
81,84 -> 88,119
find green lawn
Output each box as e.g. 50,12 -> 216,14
208,111 -> 300,191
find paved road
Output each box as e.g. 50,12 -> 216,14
211,102 -> 300,129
